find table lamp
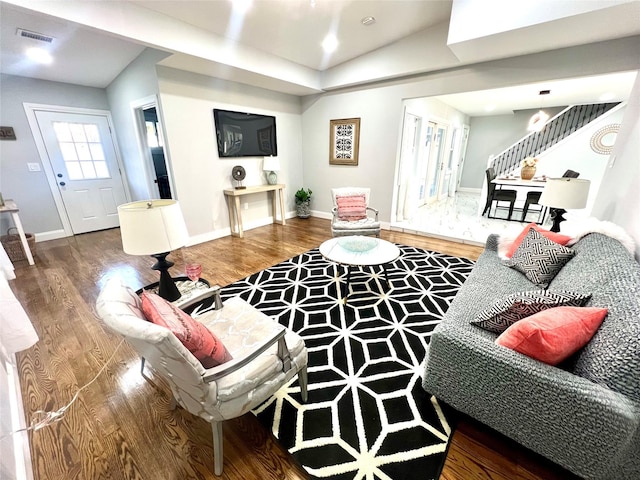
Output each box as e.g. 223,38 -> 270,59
539,178 -> 590,232
263,157 -> 280,185
118,199 -> 188,301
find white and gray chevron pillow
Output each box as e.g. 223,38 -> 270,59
471,290 -> 592,333
505,228 -> 576,288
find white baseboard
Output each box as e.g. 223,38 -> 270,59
186,213 -> 301,246
34,229 -> 67,242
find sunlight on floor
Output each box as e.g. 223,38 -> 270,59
392,192 -> 552,245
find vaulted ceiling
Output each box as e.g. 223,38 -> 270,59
1,0 -> 639,111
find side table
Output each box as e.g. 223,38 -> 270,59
0,200 -> 35,265
223,184 -> 286,238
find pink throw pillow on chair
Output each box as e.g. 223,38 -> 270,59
336,194 -> 367,221
140,291 -> 232,368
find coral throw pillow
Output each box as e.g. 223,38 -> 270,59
140,291 -> 232,368
336,194 -> 367,221
495,306 -> 607,365
506,223 -> 572,258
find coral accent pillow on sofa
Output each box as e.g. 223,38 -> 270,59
495,306 -> 607,365
505,223 -> 572,258
140,291 -> 232,368
336,194 -> 367,221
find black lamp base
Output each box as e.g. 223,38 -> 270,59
549,208 -> 567,233
150,252 -> 181,301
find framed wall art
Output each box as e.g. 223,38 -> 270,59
329,118 -> 360,166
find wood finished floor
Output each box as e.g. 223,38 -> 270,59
9,217 -> 580,480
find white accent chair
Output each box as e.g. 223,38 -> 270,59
330,187 -> 381,237
95,278 -> 308,476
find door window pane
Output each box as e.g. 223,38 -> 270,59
66,162 -> 83,180
94,161 -> 109,178
59,142 -> 78,161
76,142 -> 92,161
89,143 -> 105,160
80,161 -> 97,179
53,122 -> 72,142
84,124 -> 100,142
53,122 -> 110,179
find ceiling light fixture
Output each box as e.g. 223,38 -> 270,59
527,89 -> 551,132
26,47 -> 53,65
231,0 -> 252,14
361,16 -> 376,26
322,34 -> 338,53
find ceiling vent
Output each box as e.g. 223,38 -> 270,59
16,28 -> 55,44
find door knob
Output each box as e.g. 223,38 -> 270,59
57,173 -> 63,178
59,181 -> 66,186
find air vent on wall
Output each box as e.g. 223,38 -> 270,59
16,28 -> 55,43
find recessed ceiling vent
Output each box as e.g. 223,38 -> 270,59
16,28 -> 55,44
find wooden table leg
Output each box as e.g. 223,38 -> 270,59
234,197 -> 243,238
271,190 -> 277,224
278,187 -> 286,225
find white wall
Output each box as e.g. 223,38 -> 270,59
0,74 -> 110,237
592,73 -> 640,259
156,66 -> 303,242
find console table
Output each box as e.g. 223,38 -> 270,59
223,184 -> 286,238
0,200 -> 35,265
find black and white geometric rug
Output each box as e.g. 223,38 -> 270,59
220,244 -> 475,480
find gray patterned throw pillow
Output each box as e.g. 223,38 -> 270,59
471,290 -> 592,333
505,228 -> 576,288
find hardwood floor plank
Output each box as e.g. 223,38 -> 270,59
9,217 -> 575,479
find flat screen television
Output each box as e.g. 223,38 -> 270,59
213,108 -> 278,157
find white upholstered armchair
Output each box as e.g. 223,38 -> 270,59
331,187 -> 381,237
95,277 -> 308,476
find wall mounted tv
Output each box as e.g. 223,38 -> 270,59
213,108 -> 278,157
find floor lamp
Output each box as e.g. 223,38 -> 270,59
539,178 -> 591,233
118,199 -> 189,301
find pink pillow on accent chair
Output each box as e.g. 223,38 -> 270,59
495,306 -> 607,365
336,194 -> 367,221
140,291 -> 232,368
505,223 -> 572,258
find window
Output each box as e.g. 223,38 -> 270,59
53,122 -> 109,180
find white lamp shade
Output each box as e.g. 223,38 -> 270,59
263,157 -> 280,171
118,200 -> 188,255
539,178 -> 591,209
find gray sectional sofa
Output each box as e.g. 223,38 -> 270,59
422,232 -> 640,480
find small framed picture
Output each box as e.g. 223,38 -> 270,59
329,118 -> 360,166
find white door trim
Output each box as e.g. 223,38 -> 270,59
23,103 -> 131,237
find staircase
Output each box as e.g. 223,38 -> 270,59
490,102 -> 620,176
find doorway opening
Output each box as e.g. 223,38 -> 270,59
132,96 -> 173,200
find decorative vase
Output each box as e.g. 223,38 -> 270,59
296,200 -> 311,218
521,166 -> 536,180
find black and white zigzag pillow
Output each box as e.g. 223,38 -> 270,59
471,290 -> 592,333
505,228 -> 576,288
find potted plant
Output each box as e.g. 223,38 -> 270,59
295,188 -> 312,218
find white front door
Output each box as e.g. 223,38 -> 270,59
32,110 -> 128,234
